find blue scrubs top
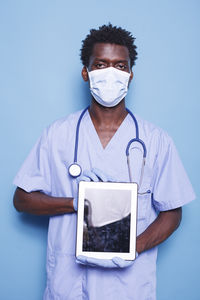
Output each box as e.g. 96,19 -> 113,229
14,109 -> 195,300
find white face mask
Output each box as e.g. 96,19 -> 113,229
88,67 -> 131,107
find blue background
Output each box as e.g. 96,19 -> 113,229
0,0 -> 199,299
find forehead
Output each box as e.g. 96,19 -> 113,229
90,43 -> 130,61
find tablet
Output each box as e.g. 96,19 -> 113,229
76,181 -> 138,261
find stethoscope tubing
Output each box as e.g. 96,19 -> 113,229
125,108 -> 147,158
70,106 -> 147,188
73,106 -> 89,163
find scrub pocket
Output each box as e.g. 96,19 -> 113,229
137,190 -> 151,235
136,162 -> 153,235
45,252 -> 83,300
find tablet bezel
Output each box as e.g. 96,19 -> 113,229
76,181 -> 138,261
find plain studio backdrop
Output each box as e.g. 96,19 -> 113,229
0,1 -> 199,299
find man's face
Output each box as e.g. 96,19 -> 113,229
82,43 -> 133,81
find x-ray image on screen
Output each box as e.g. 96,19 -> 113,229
82,188 -> 131,253
76,181 -> 137,261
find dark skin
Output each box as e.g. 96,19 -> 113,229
82,43 -> 133,148
13,42 -> 182,254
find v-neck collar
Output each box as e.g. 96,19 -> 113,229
85,110 -> 129,151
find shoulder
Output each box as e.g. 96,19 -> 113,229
35,109 -> 86,148
49,109 -> 84,130
44,109 -> 86,139
132,114 -> 176,160
135,114 -> 172,143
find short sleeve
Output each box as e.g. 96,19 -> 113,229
152,131 -> 195,211
13,127 -> 51,195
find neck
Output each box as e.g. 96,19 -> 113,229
89,98 -> 128,126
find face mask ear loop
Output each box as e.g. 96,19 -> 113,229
86,67 -> 92,88
86,67 -> 89,78
127,69 -> 132,88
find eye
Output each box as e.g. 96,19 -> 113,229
94,63 -> 106,69
116,63 -> 128,70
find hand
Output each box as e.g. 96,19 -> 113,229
73,170 -> 92,211
76,255 -> 135,268
77,168 -> 116,183
73,197 -> 78,212
73,168 -> 115,211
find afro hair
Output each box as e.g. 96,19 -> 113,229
80,24 -> 137,68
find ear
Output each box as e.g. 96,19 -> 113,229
129,70 -> 133,82
82,66 -> 89,82
128,70 -> 133,88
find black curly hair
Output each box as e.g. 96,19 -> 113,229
80,24 -> 137,68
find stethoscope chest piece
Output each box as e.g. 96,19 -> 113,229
68,163 -> 82,178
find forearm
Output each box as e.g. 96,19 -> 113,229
13,187 -> 75,216
136,207 -> 182,254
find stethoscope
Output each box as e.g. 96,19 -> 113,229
68,106 -> 147,190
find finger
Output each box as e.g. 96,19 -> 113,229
76,258 -> 85,265
112,257 -> 134,268
92,168 -> 107,182
77,175 -> 91,183
82,170 -> 99,182
76,256 -> 116,268
85,257 -> 116,268
76,256 -> 98,267
76,255 -> 89,264
92,168 -> 116,182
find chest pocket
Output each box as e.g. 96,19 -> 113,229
136,191 -> 151,235
136,162 -> 152,235
137,190 -> 151,218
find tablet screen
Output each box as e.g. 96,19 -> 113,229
76,181 -> 138,261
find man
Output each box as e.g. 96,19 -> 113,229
13,24 -> 195,299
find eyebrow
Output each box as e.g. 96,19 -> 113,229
93,58 -> 129,63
